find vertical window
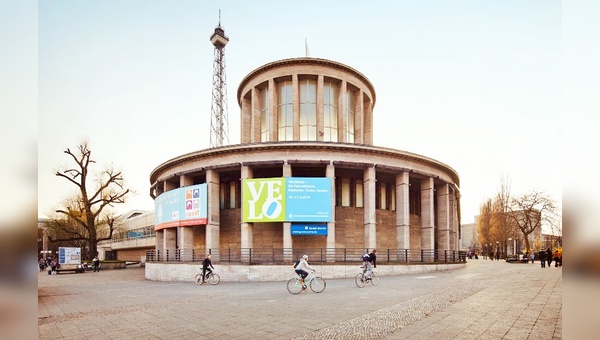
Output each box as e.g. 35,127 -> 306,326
219,184 -> 226,209
355,180 -> 363,207
390,184 -> 396,211
220,180 -> 239,209
229,181 -> 236,209
346,90 -> 355,143
323,82 -> 338,142
260,88 -> 269,142
341,178 -> 351,207
278,81 -> 293,141
377,182 -> 387,209
409,187 -> 421,215
299,79 -> 317,140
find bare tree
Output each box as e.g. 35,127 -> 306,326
506,190 -> 558,254
49,141 -> 129,259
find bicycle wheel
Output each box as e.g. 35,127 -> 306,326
355,273 -> 366,288
287,278 -> 303,294
370,272 -> 379,286
194,274 -> 203,285
208,273 -> 220,285
310,277 -> 326,293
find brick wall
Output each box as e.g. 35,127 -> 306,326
117,248 -> 150,262
189,207 -> 423,251
220,209 -> 240,249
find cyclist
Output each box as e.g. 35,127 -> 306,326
201,254 -> 215,284
294,254 -> 314,285
362,249 -> 377,280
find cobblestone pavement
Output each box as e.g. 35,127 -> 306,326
38,259 -> 561,339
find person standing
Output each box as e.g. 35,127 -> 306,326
92,255 -> 100,272
200,254 -> 215,284
539,250 -> 547,268
51,258 -> 58,274
546,248 -> 552,267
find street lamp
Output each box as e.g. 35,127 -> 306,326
496,241 -> 499,259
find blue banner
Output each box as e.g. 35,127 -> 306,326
286,178 -> 332,222
155,184 -> 208,229
291,223 -> 328,235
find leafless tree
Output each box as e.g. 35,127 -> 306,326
48,141 -> 129,259
506,190 -> 558,254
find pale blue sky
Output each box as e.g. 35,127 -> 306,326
34,0 -> 565,225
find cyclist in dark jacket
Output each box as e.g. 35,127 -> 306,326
369,249 -> 378,269
201,254 -> 215,284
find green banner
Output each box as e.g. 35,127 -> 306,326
243,178 -> 287,222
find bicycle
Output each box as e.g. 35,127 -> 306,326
287,271 -> 326,294
355,271 -> 379,288
194,270 -> 220,285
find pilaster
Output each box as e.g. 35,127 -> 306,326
364,166 -> 376,249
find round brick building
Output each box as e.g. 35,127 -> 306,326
149,57 -> 461,265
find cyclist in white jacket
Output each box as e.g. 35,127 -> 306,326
294,255 -> 315,284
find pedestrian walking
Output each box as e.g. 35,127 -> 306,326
546,248 -> 552,267
530,252 -> 535,263
539,250 -> 546,268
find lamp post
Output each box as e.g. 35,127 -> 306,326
496,241 -> 499,260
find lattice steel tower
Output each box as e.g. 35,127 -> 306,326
209,12 -> 229,148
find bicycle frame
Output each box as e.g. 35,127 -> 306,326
299,272 -> 317,284
287,271 -> 326,294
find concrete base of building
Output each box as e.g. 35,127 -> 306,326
145,262 -> 466,282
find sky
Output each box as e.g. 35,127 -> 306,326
33,0 -> 566,225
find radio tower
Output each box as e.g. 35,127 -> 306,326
209,10 -> 229,148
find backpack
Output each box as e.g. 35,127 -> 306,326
362,253 -> 371,262
293,260 -> 300,268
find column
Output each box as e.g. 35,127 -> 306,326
421,177 -> 435,260
450,187 -> 460,251
206,169 -> 220,261
326,162 -> 336,262
252,87 -> 261,142
317,75 -> 324,141
363,166 -> 376,249
396,171 -> 410,261
363,95 -> 373,145
355,90 -> 364,144
282,162 -> 293,262
292,74 -> 300,140
269,79 -> 277,142
241,93 -> 251,143
163,228 -> 177,261
155,230 -> 163,260
179,175 -> 195,261
338,81 -> 347,143
161,181 -> 178,260
240,165 -> 253,263
437,183 -> 450,259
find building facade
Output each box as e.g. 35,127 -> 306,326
149,57 -> 461,264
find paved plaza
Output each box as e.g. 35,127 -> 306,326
38,259 -> 561,339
